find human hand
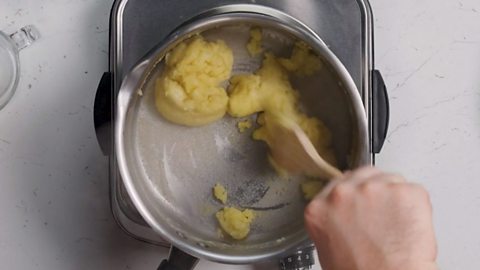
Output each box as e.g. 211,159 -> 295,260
304,166 -> 437,270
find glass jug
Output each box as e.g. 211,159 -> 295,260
0,25 -> 40,110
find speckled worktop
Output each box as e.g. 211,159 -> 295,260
0,0 -> 479,269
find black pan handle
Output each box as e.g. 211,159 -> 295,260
94,72 -> 112,155
157,246 -> 199,270
372,70 -> 390,154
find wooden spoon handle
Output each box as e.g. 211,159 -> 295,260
293,128 -> 343,179
310,154 -> 343,179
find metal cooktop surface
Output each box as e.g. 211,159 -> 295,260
113,0 -> 372,94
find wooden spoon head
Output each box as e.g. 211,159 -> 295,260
266,116 -> 342,179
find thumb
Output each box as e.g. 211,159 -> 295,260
304,196 -> 328,240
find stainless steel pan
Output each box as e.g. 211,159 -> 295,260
115,4 -> 369,268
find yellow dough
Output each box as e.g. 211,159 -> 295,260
246,27 -> 263,57
216,207 -> 255,240
301,180 -> 326,200
278,42 -> 322,76
155,36 -> 234,126
213,183 -> 228,204
228,49 -> 336,169
237,119 -> 252,133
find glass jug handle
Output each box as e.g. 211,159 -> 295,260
9,25 -> 40,51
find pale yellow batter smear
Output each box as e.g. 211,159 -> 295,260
155,36 -> 233,126
216,207 -> 255,240
278,42 -> 322,76
237,119 -> 252,133
246,27 -> 263,57
213,183 -> 228,204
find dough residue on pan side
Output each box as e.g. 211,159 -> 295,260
213,183 -> 228,204
278,41 -> 322,76
237,119 -> 252,133
246,27 -> 263,57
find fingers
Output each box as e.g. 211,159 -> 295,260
315,179 -> 342,200
315,166 -> 382,200
313,166 -> 407,201
304,192 -> 329,234
344,166 -> 384,183
364,172 -> 406,184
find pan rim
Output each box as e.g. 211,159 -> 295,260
115,4 -> 369,264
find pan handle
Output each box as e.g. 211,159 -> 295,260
93,72 -> 112,155
372,70 -> 390,154
157,246 -> 199,270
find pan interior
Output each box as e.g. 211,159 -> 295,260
123,24 -> 356,256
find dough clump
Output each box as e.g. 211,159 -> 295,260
246,27 -> 263,57
155,36 -> 233,126
213,183 -> 228,204
228,50 -> 335,168
216,207 -> 255,240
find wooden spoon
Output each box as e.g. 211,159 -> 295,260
267,117 -> 343,179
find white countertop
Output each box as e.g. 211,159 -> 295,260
1,0 -> 479,269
